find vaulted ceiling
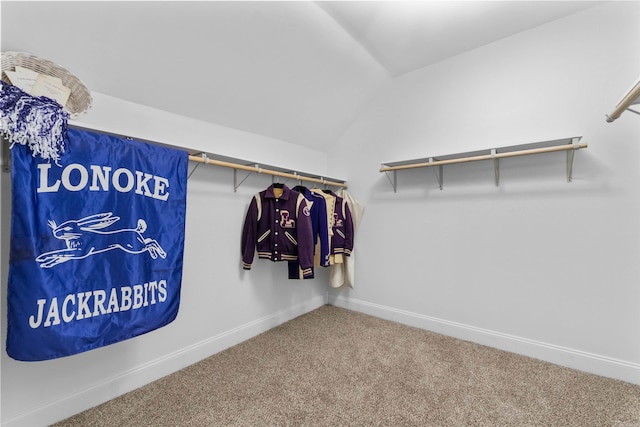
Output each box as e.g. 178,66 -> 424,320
1,1 -> 602,149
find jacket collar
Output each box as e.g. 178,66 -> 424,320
264,184 -> 291,200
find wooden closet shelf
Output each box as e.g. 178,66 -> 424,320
188,152 -> 347,191
380,137 -> 586,192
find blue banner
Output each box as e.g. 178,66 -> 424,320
7,128 -> 188,361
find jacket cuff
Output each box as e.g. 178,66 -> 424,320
301,267 -> 313,278
242,262 -> 252,270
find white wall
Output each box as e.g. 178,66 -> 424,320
328,1 -> 640,385
0,93 -> 335,426
3,2 -> 640,425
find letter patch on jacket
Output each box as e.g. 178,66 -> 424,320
280,210 -> 295,228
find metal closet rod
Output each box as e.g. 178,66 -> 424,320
379,142 -> 588,172
189,154 -> 347,188
606,78 -> 640,122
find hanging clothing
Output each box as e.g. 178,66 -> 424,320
311,189 -> 354,265
287,186 -> 330,280
329,189 -> 364,289
330,193 -> 354,259
310,187 -> 336,255
241,184 -> 315,278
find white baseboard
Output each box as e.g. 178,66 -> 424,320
4,295 -> 328,427
328,295 -> 640,386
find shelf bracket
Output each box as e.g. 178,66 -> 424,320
234,164 -> 259,192
187,152 -> 205,180
383,168 -> 397,193
430,158 -> 443,190
187,162 -> 200,180
491,149 -> 499,187
566,139 -> 581,183
627,107 -> 640,116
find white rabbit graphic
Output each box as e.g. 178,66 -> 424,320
35,212 -> 167,268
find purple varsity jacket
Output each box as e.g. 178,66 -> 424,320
241,184 -> 315,277
331,194 -> 354,257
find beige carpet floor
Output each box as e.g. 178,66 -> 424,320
54,305 -> 640,426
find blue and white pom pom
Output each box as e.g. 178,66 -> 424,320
0,80 -> 70,164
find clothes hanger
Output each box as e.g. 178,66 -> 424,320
293,173 -> 304,191
272,175 -> 284,188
